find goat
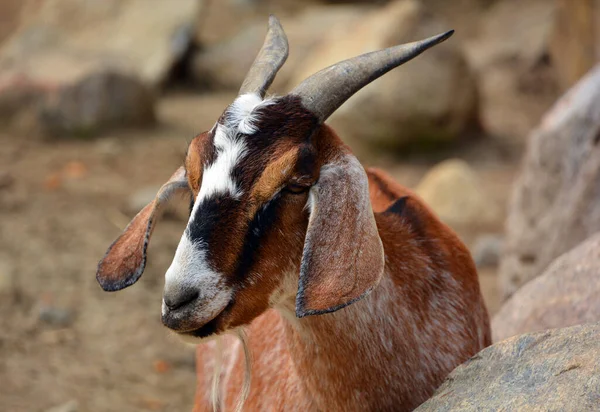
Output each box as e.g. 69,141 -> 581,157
96,16 -> 491,411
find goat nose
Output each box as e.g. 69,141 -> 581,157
163,289 -> 199,311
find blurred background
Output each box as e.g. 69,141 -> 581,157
0,0 -> 597,411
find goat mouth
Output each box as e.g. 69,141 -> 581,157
183,317 -> 220,339
179,298 -> 235,339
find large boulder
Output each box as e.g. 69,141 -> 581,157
463,0 -> 559,141
499,64 -> 600,299
416,322 -> 600,411
493,232 -> 600,342
191,4 -> 370,92
0,0 -> 199,137
289,0 -> 479,151
415,159 -> 501,229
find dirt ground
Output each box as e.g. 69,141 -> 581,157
0,92 -> 517,412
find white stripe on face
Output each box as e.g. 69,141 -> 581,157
189,93 -> 273,223
164,93 -> 274,311
195,124 -> 246,205
163,233 -> 231,317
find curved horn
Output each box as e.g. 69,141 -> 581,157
290,30 -> 454,123
239,15 -> 289,97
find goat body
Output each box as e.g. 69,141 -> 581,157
94,17 -> 491,412
193,167 -> 491,411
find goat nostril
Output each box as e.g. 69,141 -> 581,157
164,289 -> 199,311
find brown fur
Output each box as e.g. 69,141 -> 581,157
97,98 -> 491,410
190,126 -> 491,411
96,167 -> 188,291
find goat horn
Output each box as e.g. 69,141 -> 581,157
239,15 -> 289,97
290,30 -> 454,123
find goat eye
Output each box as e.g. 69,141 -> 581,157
285,184 -> 310,194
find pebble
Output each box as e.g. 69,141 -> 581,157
39,306 -> 75,328
472,234 -> 504,268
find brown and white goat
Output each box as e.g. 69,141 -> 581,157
97,16 -> 491,411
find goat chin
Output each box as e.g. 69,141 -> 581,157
173,330 -> 220,346
169,327 -> 252,412
208,330 -> 252,412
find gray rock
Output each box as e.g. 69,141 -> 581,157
416,322 -> 600,411
0,0 -> 199,137
0,259 -> 16,298
192,4 -> 369,92
39,305 -> 75,328
0,171 -> 14,189
38,71 -> 156,138
499,63 -> 600,299
493,232 -> 600,342
472,234 -> 504,268
289,0 -> 479,151
463,0 -> 559,141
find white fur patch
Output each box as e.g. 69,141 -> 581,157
164,93 -> 275,335
189,93 -> 274,222
163,234 -> 231,321
227,93 -> 272,135
194,125 -> 246,206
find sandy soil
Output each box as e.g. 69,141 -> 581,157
0,93 -> 515,412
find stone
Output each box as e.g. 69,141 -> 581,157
415,159 -> 501,229
0,259 -> 15,298
0,0 -> 200,137
549,0 -> 595,90
416,322 -> 600,411
0,171 -> 14,189
499,64 -> 600,299
39,71 -> 155,138
192,4 -> 369,92
471,234 -> 503,268
493,233 -> 600,342
39,305 -> 75,328
463,0 -> 560,140
45,400 -> 78,412
289,0 -> 479,151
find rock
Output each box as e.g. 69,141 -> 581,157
463,0 -> 559,140
192,4 -> 369,92
0,259 -> 16,298
0,0 -> 28,44
38,71 -> 156,138
0,171 -> 14,189
499,64 -> 600,299
472,234 -> 503,268
289,0 -> 479,151
493,233 -> 600,342
39,305 -> 75,328
549,0 -> 595,90
416,322 -> 600,411
0,0 -> 200,137
45,400 -> 78,412
415,159 -> 501,229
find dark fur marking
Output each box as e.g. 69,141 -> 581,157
232,193 -> 283,283
384,196 -> 409,216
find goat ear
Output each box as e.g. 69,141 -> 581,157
96,167 -> 189,292
296,155 -> 384,317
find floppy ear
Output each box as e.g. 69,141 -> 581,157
96,167 -> 189,292
296,154 -> 385,317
